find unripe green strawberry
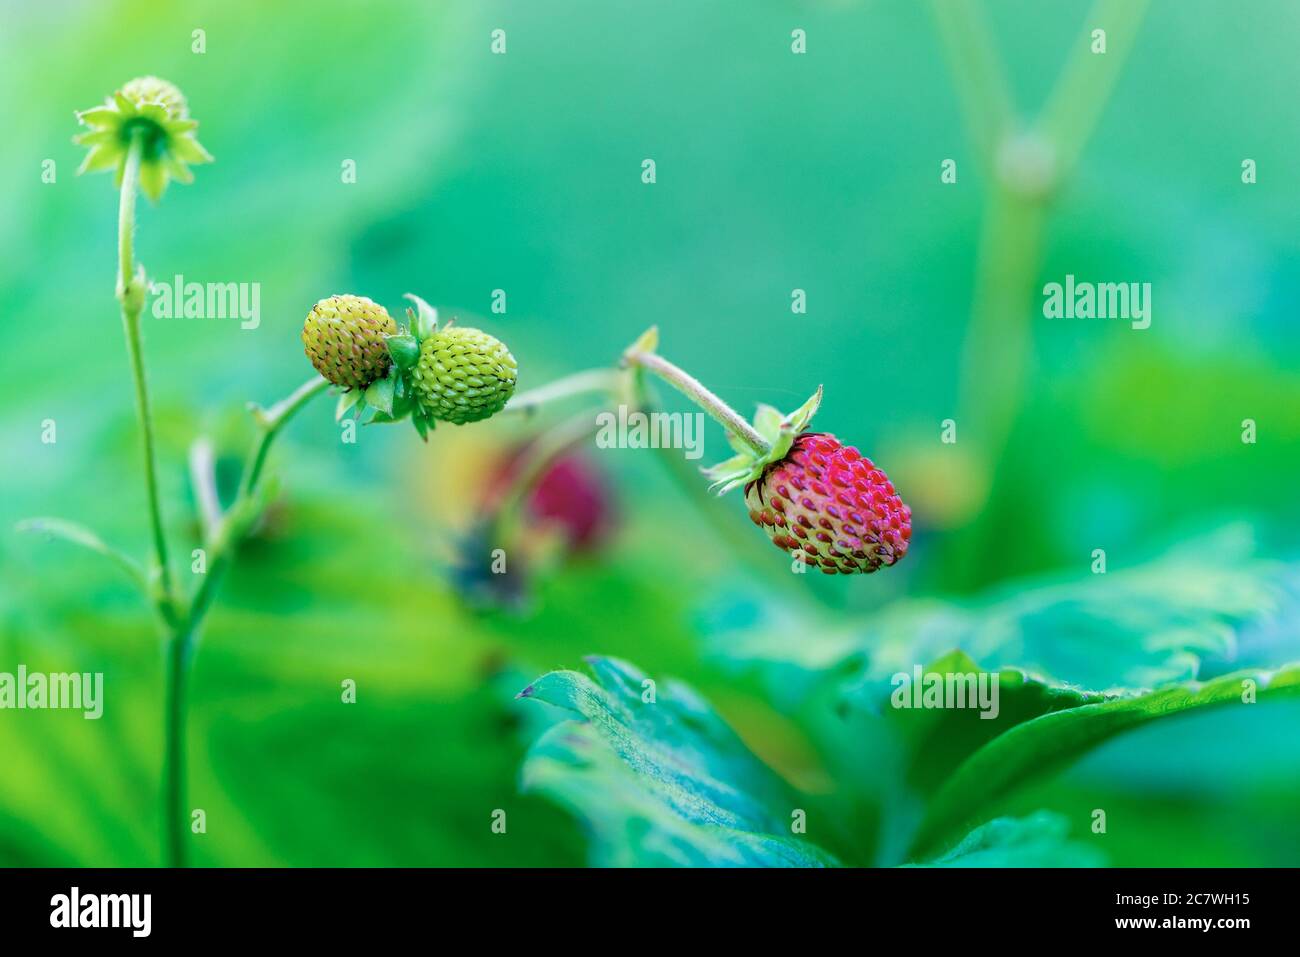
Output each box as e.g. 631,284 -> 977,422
745,432 -> 910,575
301,295 -> 397,390
412,326 -> 517,424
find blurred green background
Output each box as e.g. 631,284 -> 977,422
2,0 -> 1298,866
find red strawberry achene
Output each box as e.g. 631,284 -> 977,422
743,432 -> 911,575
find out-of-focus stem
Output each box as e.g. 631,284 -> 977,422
161,621 -> 194,868
163,374 -> 327,867
956,187 -> 1046,457
945,1 -> 1149,588
188,438 -> 222,540
503,368 -> 622,418
927,0 -> 1015,166
1039,0 -> 1152,178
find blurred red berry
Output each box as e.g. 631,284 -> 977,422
483,445 -> 616,553
525,455 -> 615,551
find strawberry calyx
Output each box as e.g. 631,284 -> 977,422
702,386 -> 823,495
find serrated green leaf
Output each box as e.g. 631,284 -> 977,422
911,662 -> 1300,857
518,656 -> 839,867
16,517 -> 146,590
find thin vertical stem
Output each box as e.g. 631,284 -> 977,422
927,0 -> 1016,166
162,626 -> 193,868
117,134 -> 175,619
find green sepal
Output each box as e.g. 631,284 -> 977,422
335,388 -> 365,422
386,333 -> 419,369
364,375 -> 395,416
391,386 -> 414,418
411,406 -> 431,442
404,293 -> 438,343
368,387 -> 416,425
702,385 -> 824,495
622,325 -> 659,362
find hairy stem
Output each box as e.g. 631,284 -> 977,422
117,134 -> 176,622
623,350 -> 770,457
114,135 -> 190,867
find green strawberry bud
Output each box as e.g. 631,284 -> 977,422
120,76 -> 189,119
74,76 -> 213,202
412,326 -> 518,425
302,294 -> 397,390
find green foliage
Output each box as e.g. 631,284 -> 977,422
5,0 -> 1300,869
908,812 -> 1104,868
517,554 -> 1300,867
911,663 -> 1300,858
519,657 -> 838,866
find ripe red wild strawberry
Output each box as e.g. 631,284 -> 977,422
694,376 -> 911,577
744,432 -> 910,574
